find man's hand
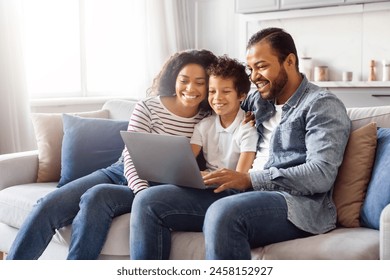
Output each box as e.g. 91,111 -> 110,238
203,168 -> 252,193
243,111 -> 255,126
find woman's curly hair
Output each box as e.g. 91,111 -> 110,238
148,49 -> 217,97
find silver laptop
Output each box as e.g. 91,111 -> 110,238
120,131 -> 209,189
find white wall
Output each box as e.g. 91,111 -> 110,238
33,1 -> 390,113
193,0 -> 241,56
194,1 -> 390,82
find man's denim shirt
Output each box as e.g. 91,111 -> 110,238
241,76 -> 351,234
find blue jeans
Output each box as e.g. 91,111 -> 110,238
130,184 -> 237,259
204,191 -> 312,259
130,186 -> 311,260
7,162 -> 134,260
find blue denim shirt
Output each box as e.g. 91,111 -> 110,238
241,76 -> 351,234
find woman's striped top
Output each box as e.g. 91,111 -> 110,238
123,96 -> 209,193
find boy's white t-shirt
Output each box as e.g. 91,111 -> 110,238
250,104 -> 283,171
191,108 -> 258,171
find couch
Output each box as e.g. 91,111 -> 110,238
1,98 -> 390,260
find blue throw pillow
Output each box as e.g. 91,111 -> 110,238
57,114 -> 128,187
360,128 -> 390,229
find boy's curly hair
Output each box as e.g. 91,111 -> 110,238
207,55 -> 251,96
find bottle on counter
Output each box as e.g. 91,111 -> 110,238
368,60 -> 376,81
383,60 -> 390,82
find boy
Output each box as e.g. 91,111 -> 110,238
191,55 -> 258,175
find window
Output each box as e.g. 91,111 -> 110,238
22,0 -> 148,100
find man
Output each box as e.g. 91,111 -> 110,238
130,27 -> 351,260
201,27 -> 351,259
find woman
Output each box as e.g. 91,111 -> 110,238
6,49 -> 217,260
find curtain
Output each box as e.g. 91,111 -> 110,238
0,0 -> 36,154
0,0 -> 192,154
143,0 -> 195,86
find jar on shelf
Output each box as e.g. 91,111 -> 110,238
299,57 -> 313,81
314,66 -> 328,81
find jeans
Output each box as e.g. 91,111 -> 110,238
130,184 -> 237,259
204,191 -> 312,259
7,162 -> 134,260
130,185 -> 311,260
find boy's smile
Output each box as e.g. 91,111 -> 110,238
208,76 -> 244,128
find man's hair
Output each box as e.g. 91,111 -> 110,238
207,55 -> 251,95
246,27 -> 299,70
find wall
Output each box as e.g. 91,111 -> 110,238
194,1 -> 390,82
241,2 -> 390,82
193,0 -> 241,56
32,1 -> 390,113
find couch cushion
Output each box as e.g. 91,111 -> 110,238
31,110 -> 109,183
167,228 -> 379,260
347,106 -> 390,130
361,128 -> 390,230
256,227 -> 379,260
0,181 -> 132,257
58,115 -> 128,187
332,122 -> 377,227
102,99 -> 137,121
0,183 -> 56,228
52,213 -> 132,257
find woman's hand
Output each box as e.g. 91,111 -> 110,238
203,168 -> 252,193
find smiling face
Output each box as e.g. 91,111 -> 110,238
208,76 -> 244,126
246,40 -> 289,103
174,63 -> 208,110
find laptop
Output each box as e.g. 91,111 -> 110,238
120,131 -> 211,189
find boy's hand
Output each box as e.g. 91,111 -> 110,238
203,168 -> 252,193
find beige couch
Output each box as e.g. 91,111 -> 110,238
1,99 -> 390,260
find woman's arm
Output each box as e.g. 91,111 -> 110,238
123,100 -> 152,194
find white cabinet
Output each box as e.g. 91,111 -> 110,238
235,0 -> 388,13
235,0 -> 279,13
334,91 -> 390,107
316,83 -> 390,107
280,0 -> 344,9
346,0 -> 384,3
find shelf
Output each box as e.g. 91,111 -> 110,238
312,81 -> 390,88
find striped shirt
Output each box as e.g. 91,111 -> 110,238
123,96 -> 209,193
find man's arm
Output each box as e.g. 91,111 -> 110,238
203,168 -> 252,193
204,94 -> 351,195
250,94 -> 351,195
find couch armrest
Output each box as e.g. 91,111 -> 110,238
380,204 -> 390,260
0,150 -> 38,191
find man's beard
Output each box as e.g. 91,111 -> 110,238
260,66 -> 288,101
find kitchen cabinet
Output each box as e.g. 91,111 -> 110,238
235,0 -> 279,13
333,91 -> 390,107
314,82 -> 390,107
280,0 -> 344,10
346,0 -> 384,3
235,0 -> 388,13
